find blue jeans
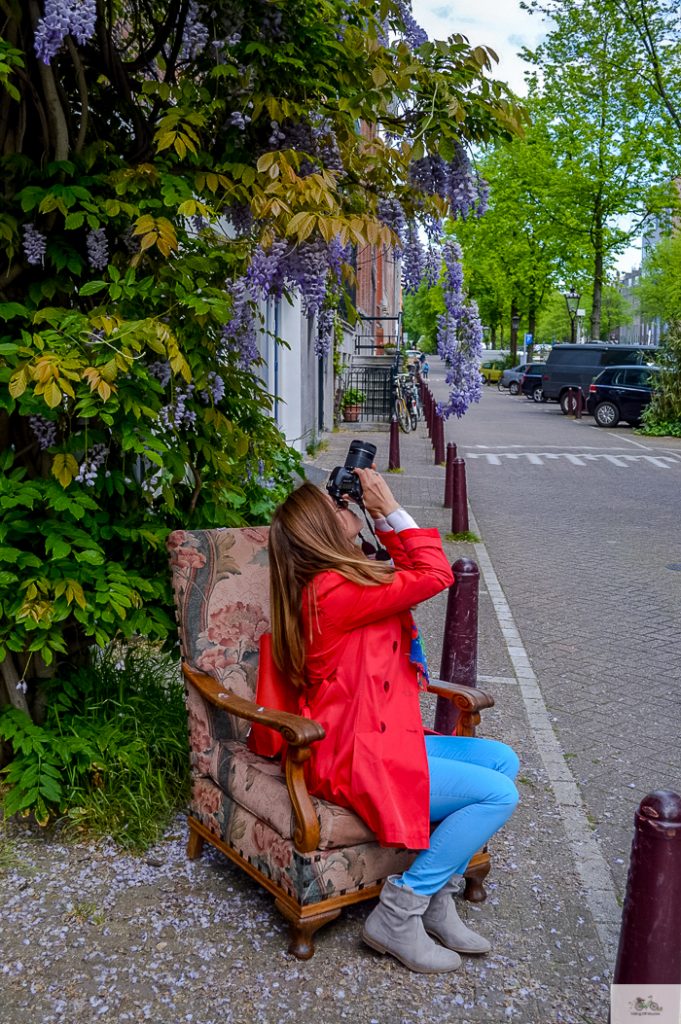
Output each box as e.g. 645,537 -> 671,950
396,735 -> 520,896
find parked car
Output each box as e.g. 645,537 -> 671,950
520,363 -> 547,402
480,359 -> 504,385
498,363 -> 530,395
541,343 -> 657,414
586,364 -> 659,427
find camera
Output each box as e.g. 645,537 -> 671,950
326,440 -> 377,505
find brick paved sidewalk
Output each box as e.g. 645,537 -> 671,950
0,410 -> 613,1024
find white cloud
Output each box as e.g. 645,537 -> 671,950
412,0 -> 544,94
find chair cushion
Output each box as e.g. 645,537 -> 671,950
199,738 -> 375,851
190,776 -> 416,905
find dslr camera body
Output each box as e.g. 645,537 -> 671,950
326,440 -> 377,505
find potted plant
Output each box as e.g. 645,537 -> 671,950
341,387 -> 366,422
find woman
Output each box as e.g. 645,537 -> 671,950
268,469 -> 519,974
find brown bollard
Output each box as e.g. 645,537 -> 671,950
575,387 -> 583,420
388,415 -> 400,471
434,557 -> 479,736
444,443 -> 458,508
613,791 -> 681,986
426,390 -> 434,438
434,413 -> 445,465
451,458 -> 469,534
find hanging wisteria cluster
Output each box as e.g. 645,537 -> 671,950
34,0 -> 97,64
75,443 -> 109,486
434,241 -> 484,419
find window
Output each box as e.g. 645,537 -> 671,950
601,348 -> 642,367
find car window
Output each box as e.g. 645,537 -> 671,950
607,368 -> 627,385
600,348 -> 642,366
528,364 -> 545,373
625,367 -> 652,386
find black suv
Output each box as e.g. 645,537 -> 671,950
586,365 -> 659,427
520,363 -> 547,402
542,343 -> 657,414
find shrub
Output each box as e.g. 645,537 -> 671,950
0,643 -> 189,849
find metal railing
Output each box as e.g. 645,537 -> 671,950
340,365 -> 394,422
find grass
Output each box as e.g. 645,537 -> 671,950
1,642 -> 190,851
445,530 -> 481,543
386,467 -> 404,474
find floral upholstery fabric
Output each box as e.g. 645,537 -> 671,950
191,775 -> 416,905
168,526 -> 416,902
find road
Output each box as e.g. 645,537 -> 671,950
440,376 -> 681,895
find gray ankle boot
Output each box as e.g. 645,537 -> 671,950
362,876 -> 461,973
422,875 -> 491,954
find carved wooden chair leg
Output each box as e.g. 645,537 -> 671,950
186,820 -> 206,861
463,854 -> 490,903
275,899 -> 342,960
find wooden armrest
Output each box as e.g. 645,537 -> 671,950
427,678 -> 495,713
183,665 -> 323,853
183,665 -> 325,747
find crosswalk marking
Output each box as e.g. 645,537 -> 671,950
464,452 -> 680,469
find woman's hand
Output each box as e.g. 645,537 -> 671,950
353,466 -> 400,519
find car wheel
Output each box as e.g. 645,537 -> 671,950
560,391 -> 575,415
497,381 -> 505,392
532,387 -> 544,403
594,401 -> 619,428
509,381 -> 520,395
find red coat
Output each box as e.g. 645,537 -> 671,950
301,528 -> 454,850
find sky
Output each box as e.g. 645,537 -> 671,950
410,2 -> 643,272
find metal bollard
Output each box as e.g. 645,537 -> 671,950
444,442 -> 458,508
426,389 -> 434,438
388,415 -> 400,471
575,388 -> 583,420
433,413 -> 445,465
613,790 -> 681,986
434,557 -> 479,735
451,457 -> 470,534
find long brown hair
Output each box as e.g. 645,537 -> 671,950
268,482 -> 394,686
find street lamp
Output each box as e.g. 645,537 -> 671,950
510,311 -> 521,362
564,286 -> 581,344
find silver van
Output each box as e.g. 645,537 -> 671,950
541,343 -> 658,415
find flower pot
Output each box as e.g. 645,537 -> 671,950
342,405 -> 361,422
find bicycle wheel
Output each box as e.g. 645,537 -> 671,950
395,397 -> 411,433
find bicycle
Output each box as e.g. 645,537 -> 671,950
392,374 -> 412,434
401,372 -> 423,430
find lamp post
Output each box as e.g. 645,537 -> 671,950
564,286 -> 581,344
510,311 -> 521,362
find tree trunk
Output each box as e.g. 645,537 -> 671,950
510,300 -> 520,363
591,198 -> 604,342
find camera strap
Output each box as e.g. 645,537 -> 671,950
357,501 -> 391,561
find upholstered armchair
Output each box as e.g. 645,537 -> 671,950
168,526 -> 494,959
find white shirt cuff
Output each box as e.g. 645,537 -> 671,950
374,508 -> 419,533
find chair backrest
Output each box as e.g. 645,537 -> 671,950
168,527 -> 270,741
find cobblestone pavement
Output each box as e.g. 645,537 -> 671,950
0,376 -> 631,1024
432,367 -> 681,903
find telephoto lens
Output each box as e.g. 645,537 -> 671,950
344,440 -> 377,471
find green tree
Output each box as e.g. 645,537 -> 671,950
522,0 -> 673,339
0,1 -> 521,725
639,233 -> 681,322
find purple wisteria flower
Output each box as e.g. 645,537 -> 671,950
30,415 -> 58,450
23,224 -> 47,266
315,309 -> 335,359
396,1 -> 428,49
437,242 -> 484,419
75,443 -> 109,486
220,278 -> 259,369
34,0 -> 97,64
377,198 -> 407,242
246,240 -> 288,301
180,1 -> 210,60
199,372 -> 226,405
401,224 -> 425,294
86,228 -> 109,271
159,385 -> 196,433
148,361 -> 172,387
